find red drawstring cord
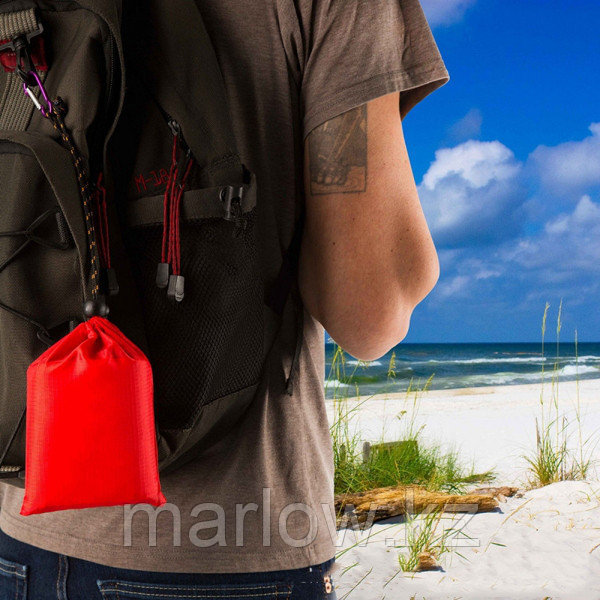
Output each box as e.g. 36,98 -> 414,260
158,129 -> 194,297
170,157 -> 193,276
161,135 -> 179,266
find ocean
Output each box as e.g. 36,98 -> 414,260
324,342 -> 600,398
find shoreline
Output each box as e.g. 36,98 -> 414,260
394,374 -> 600,398
326,372 -> 600,399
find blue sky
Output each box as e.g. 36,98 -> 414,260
401,0 -> 600,343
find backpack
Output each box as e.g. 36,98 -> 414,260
0,0 -> 299,487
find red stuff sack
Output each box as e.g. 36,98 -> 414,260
21,317 -> 166,515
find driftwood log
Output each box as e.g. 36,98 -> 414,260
335,484 -> 499,528
470,486 -> 519,501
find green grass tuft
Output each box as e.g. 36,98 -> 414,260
524,301 -> 598,487
329,346 -> 494,496
397,507 -> 452,572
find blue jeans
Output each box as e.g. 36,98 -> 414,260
0,528 -> 337,599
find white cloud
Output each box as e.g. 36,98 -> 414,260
419,140 -> 523,246
474,268 -> 502,280
544,195 -> 600,235
422,140 -> 519,189
420,0 -> 476,27
448,108 -> 483,142
427,194 -> 600,303
420,124 -> 600,311
506,195 -> 600,276
430,253 -> 505,300
529,123 -> 600,192
436,275 -> 470,299
430,194 -> 600,303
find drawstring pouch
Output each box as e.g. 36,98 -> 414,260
21,316 -> 166,515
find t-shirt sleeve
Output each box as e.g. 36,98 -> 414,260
278,0 -> 450,140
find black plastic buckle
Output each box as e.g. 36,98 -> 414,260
221,185 -> 245,222
0,22 -> 44,84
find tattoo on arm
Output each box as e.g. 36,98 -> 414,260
308,104 -> 367,195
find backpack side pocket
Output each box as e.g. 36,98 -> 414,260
0,133 -> 94,473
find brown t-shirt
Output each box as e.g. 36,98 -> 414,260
0,0 -> 448,573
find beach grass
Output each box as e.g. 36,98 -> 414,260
396,507 -> 454,572
329,346 -> 494,496
524,302 -> 598,486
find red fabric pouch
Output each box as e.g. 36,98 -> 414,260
21,316 -> 166,515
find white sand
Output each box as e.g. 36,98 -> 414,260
328,378 -> 600,599
327,378 -> 600,485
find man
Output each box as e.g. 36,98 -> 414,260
0,0 -> 448,597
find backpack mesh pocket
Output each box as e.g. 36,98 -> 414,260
124,208 -> 264,431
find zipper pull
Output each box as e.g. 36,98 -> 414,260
156,262 -> 170,289
157,124 -> 179,289
161,117 -> 193,302
167,274 -> 185,303
169,119 -> 193,173
168,118 -> 181,138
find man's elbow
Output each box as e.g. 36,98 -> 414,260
412,249 -> 440,305
320,256 -> 440,362
328,306 -> 412,362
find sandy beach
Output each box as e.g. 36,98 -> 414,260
328,378 -> 600,599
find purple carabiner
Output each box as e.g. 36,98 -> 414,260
22,70 -> 53,118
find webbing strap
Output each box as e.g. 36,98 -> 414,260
0,8 -> 45,131
126,175 -> 258,227
0,73 -> 32,129
0,8 -> 38,39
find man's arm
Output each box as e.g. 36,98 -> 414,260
298,92 -> 439,361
